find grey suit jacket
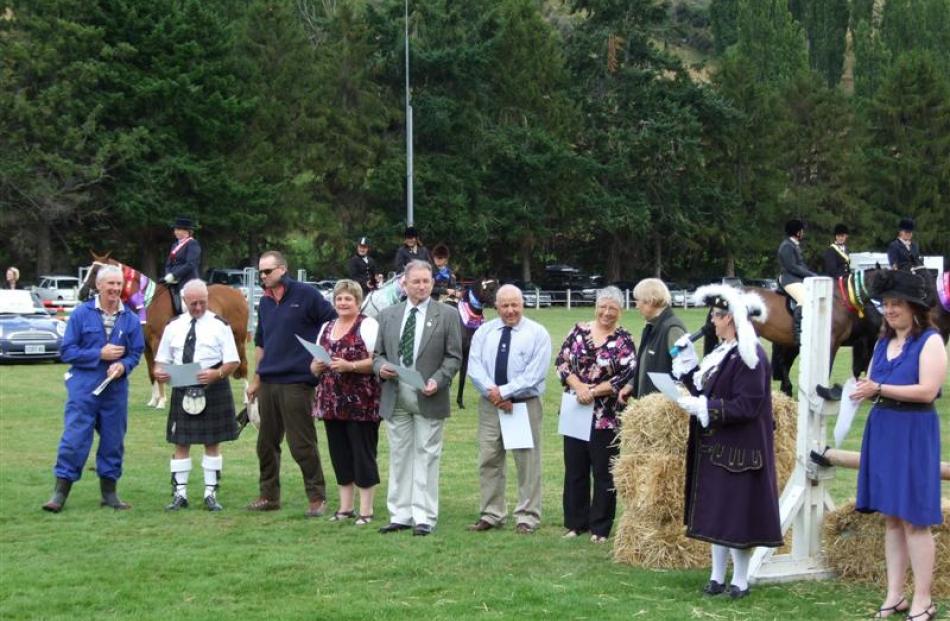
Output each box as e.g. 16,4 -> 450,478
373,299 -> 463,420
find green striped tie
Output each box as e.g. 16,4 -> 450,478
399,307 -> 418,366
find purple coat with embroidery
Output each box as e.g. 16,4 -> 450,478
681,343 -> 783,549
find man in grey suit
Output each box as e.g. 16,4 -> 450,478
373,259 -> 463,536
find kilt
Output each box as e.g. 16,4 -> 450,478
166,378 -> 238,445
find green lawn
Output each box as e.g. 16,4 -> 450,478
1,307 -> 947,620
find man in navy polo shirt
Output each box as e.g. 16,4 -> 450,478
246,250 -> 337,516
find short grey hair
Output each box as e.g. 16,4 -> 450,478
404,259 -> 432,278
181,279 -> 208,297
495,284 -> 524,304
595,286 -> 624,308
633,278 -> 672,308
96,265 -> 122,283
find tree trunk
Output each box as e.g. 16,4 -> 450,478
36,219 -> 52,275
725,251 -> 736,277
141,232 -> 160,279
653,235 -> 663,277
606,234 -> 622,282
520,235 -> 533,283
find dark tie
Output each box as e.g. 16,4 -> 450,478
399,307 -> 418,366
494,326 -> 512,386
183,318 -> 197,364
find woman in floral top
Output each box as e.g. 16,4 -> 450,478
310,279 -> 381,525
556,286 -> 637,543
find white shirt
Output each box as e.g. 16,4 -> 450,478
156,310 -> 239,368
467,316 -> 551,400
398,297 -> 431,367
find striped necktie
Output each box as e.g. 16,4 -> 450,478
399,307 -> 418,366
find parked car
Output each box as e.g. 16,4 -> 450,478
745,278 -> 779,291
538,265 -> 600,303
0,290 -> 66,361
305,280 -> 336,302
666,281 -> 690,307
205,268 -> 261,308
503,280 -> 553,308
33,275 -> 81,310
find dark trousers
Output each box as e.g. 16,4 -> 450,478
562,426 -> 619,537
257,382 -> 326,502
324,419 -> 381,488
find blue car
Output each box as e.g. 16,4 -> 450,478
0,290 -> 66,361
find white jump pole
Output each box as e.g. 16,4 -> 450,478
750,276 -> 837,583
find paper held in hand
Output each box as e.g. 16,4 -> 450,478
499,402 -> 534,450
295,334 -> 331,363
166,362 -> 202,388
558,392 -> 593,442
392,365 -> 426,391
647,372 -> 686,402
833,377 -> 859,448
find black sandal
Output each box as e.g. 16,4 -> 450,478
906,603 -> 937,621
873,596 -> 909,618
355,514 -> 374,526
328,510 -> 355,522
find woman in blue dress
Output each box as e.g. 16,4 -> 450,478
851,270 -> 946,621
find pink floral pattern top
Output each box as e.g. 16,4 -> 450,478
312,315 -> 381,422
555,322 -> 637,430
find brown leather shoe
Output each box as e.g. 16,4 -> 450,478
468,519 -> 496,532
305,500 -> 326,518
515,523 -> 536,535
246,497 -> 281,511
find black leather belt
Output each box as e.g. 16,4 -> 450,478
873,397 -> 934,411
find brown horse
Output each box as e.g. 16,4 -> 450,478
733,270 -> 949,395
81,255 -> 249,408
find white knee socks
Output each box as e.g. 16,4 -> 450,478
202,454 -> 222,499
710,544 -> 729,583
730,547 -> 753,590
170,458 -> 192,498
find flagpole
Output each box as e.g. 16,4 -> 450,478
405,0 -> 414,227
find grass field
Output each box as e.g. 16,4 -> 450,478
1,307 -> 947,620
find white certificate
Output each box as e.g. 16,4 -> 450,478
295,334 -> 331,363
91,375 -> 114,396
833,377 -> 860,448
648,372 -> 685,402
393,365 -> 426,391
499,402 -> 534,450
558,391 -> 593,441
166,362 -> 202,387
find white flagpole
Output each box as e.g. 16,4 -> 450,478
405,0 -> 414,227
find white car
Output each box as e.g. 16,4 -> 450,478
33,275 -> 81,309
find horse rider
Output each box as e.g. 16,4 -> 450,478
821,223 -> 851,279
430,244 -> 459,303
393,226 -> 432,273
163,216 -> 202,315
777,219 -> 817,345
887,217 -> 924,272
346,236 -> 382,295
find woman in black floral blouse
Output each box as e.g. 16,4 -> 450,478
310,279 -> 381,525
556,286 -> 637,543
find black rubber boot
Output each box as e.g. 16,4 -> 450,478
100,478 -> 131,510
42,478 -> 73,513
793,306 -> 803,347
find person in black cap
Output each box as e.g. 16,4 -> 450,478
821,223 -> 851,279
163,217 -> 202,314
345,237 -> 382,295
887,218 -> 924,272
777,219 -> 817,345
393,226 -> 431,272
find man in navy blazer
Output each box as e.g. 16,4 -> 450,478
163,216 -> 202,314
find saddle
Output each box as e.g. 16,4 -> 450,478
776,286 -> 796,316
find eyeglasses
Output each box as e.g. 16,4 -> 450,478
259,267 -> 280,277
711,310 -> 729,319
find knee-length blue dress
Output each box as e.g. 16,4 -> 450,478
856,328 -> 942,527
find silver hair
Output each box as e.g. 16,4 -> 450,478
96,265 -> 123,283
181,279 -> 208,297
404,259 -> 432,278
596,285 -> 624,308
632,278 -> 671,308
495,283 -> 524,303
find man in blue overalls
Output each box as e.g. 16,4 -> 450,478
42,265 -> 145,512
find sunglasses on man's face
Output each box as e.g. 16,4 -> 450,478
259,267 -> 280,277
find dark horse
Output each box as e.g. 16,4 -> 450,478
361,274 -> 499,409
80,254 -> 249,408
704,270 -> 950,396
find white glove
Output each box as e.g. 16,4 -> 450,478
163,273 -> 176,284
677,395 -> 709,428
671,336 -> 698,379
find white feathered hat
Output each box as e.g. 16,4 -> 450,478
692,284 -> 768,369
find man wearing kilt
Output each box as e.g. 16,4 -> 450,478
154,279 -> 240,511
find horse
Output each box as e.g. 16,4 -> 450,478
360,272 -> 499,409
80,254 -> 250,409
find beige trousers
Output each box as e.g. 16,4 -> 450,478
384,408 -> 444,527
783,281 -> 806,305
476,396 -> 543,528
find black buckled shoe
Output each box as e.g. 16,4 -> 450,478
203,495 -> 223,512
728,585 -> 750,599
165,494 -> 189,511
702,580 -> 726,596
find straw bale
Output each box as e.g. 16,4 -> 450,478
617,393 -> 690,456
613,510 -> 707,569
631,454 -> 686,522
770,391 -> 798,486
822,500 -> 950,597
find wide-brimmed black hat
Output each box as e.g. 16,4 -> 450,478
833,223 -> 849,235
869,269 -> 929,308
785,219 -> 805,236
898,217 -> 915,232
171,216 -> 195,230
